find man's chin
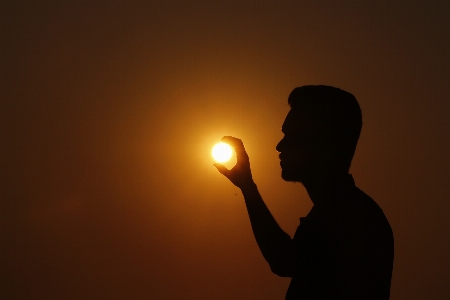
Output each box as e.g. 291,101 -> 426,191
281,168 -> 304,183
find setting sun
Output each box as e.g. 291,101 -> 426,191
212,142 -> 232,163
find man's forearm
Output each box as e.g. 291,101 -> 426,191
212,136 -> 294,275
240,182 -> 292,268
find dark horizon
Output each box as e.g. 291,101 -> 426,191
2,1 -> 450,299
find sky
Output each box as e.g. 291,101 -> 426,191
1,1 -> 449,299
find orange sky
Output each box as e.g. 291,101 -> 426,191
2,1 -> 450,299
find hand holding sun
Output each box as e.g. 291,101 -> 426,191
213,136 -> 254,189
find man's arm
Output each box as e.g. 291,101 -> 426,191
214,136 -> 295,276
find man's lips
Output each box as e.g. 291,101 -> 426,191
279,153 -> 290,162
279,154 -> 296,167
279,156 -> 288,167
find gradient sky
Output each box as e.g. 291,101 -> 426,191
1,1 -> 449,299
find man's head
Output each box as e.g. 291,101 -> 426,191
276,85 -> 362,182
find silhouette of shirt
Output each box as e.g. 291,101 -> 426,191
285,175 -> 394,299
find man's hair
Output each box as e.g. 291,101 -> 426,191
288,85 -> 362,169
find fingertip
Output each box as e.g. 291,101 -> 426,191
222,136 -> 240,144
213,162 -> 228,174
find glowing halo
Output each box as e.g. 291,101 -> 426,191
212,142 -> 232,163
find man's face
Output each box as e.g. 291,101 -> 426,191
276,109 -> 330,182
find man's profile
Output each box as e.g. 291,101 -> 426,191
214,85 -> 394,299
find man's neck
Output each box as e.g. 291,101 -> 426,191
302,173 -> 355,206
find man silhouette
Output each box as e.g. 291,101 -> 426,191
214,86 -> 394,299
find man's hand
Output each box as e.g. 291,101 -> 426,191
213,136 -> 254,189
214,137 -> 292,274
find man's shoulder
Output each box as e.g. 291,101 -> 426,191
325,187 -> 393,237
331,187 -> 385,215
352,188 -> 390,223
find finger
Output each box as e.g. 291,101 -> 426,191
221,136 -> 242,146
213,163 -> 230,177
221,136 -> 249,162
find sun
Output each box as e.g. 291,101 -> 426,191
212,142 -> 232,163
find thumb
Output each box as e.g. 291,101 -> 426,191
213,163 -> 230,177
